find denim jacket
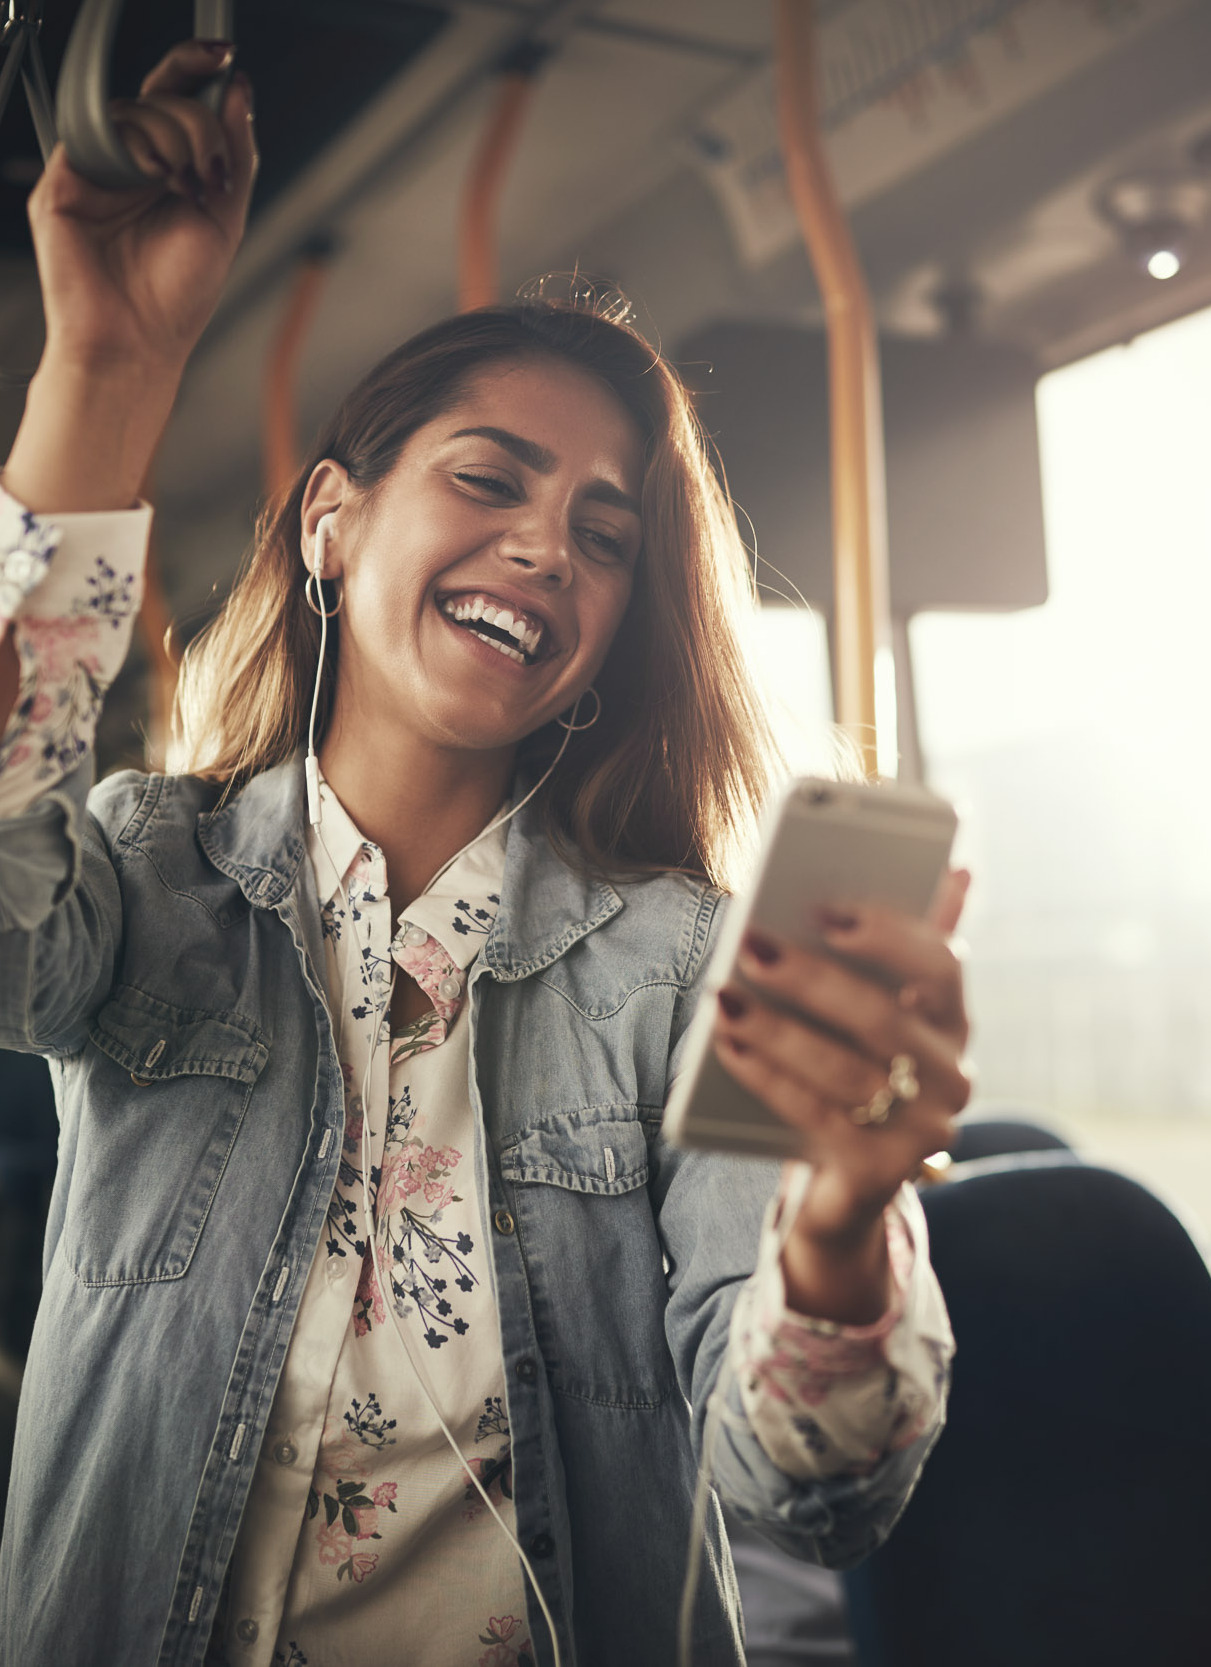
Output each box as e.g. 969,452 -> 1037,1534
0,751 -> 941,1667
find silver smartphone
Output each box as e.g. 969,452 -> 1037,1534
662,777 -> 958,1160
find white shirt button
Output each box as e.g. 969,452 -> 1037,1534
273,1439 -> 298,1466
235,1617 -> 259,1644
403,924 -> 427,947
438,973 -> 462,1001
326,1254 -> 348,1284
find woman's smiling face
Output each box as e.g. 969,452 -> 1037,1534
310,355 -> 645,759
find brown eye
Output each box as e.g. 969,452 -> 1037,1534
454,471 -> 517,499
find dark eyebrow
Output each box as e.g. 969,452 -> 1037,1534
449,425 -> 641,519
448,426 -> 556,474
583,480 -> 642,518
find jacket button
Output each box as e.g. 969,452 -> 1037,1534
493,1209 -> 515,1235
528,1533 -> 555,1559
514,1356 -> 537,1383
130,1073 -> 153,1087
235,1617 -> 259,1643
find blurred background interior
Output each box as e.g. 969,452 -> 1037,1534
3,1 -> 1211,1659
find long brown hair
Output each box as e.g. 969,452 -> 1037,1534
171,298 -> 779,887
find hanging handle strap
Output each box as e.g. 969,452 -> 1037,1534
56,0 -> 234,190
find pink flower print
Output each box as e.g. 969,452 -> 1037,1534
346,1552 -> 379,1583
353,1251 -> 386,1337
28,692 -> 51,723
423,1177 -> 454,1210
478,1638 -> 532,1667
377,1147 -> 425,1215
319,1434 -> 369,1483
372,1482 -> 398,1508
485,1617 -> 521,1643
20,616 -> 103,680
436,1144 -> 461,1169
316,1521 -> 353,1566
351,1504 -> 379,1540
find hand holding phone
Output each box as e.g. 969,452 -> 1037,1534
663,779 -> 971,1181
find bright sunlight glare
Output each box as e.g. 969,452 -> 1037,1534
909,302 -> 1211,1222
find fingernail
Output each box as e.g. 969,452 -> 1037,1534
718,989 -> 747,1021
210,154 -> 232,194
182,163 -> 207,208
232,70 -> 255,116
817,907 -> 859,934
743,931 -> 781,966
195,39 -> 235,62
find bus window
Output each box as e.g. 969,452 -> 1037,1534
910,300 -> 1211,1236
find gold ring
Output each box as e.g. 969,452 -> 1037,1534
850,1053 -> 920,1127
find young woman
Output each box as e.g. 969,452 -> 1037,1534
0,42 -> 969,1667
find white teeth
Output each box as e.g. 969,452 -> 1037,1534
472,630 -> 526,665
440,594 -> 544,662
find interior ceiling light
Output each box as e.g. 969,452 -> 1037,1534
1094,172 -> 1209,282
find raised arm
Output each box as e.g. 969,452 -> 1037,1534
0,38 -> 257,733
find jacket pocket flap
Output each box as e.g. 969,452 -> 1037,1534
89,984 -> 268,1086
499,1111 -> 649,1195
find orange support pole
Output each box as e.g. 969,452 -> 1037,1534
263,241 -> 334,501
459,51 -> 545,312
137,527 -> 176,770
775,0 -> 894,778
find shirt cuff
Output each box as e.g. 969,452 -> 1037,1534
0,490 -> 61,627
731,1180 -> 953,1480
0,484 -> 152,820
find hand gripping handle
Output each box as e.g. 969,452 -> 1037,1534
56,0 -> 234,190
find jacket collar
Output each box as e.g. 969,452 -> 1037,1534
196,752 -> 623,979
196,754 -> 309,910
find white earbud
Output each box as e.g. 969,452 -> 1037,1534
314,512 -> 336,579
305,513 -> 339,827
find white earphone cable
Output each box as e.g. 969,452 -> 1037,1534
304,518 -> 566,1662
676,1162 -> 813,1667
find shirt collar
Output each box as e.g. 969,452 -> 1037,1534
304,773 -> 506,973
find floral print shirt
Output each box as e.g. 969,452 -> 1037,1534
0,487 -> 149,815
0,486 -> 954,1661
220,780 -> 534,1667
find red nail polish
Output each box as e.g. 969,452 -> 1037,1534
718,989 -> 746,1020
817,907 -> 859,933
743,931 -> 781,966
182,164 -> 207,208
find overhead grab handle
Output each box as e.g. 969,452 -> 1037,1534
56,0 -> 234,190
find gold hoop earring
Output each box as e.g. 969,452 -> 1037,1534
556,686 -> 602,732
305,571 -> 344,617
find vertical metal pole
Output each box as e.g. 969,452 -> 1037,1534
263,243 -> 333,501
775,0 -> 894,779
459,46 -> 547,311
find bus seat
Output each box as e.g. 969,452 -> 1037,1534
949,1110 -> 1072,1165
842,1155 -> 1211,1667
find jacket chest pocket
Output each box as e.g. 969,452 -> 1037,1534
64,985 -> 269,1287
498,1112 -> 678,1409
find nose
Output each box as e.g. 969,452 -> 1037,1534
497,510 -> 573,588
